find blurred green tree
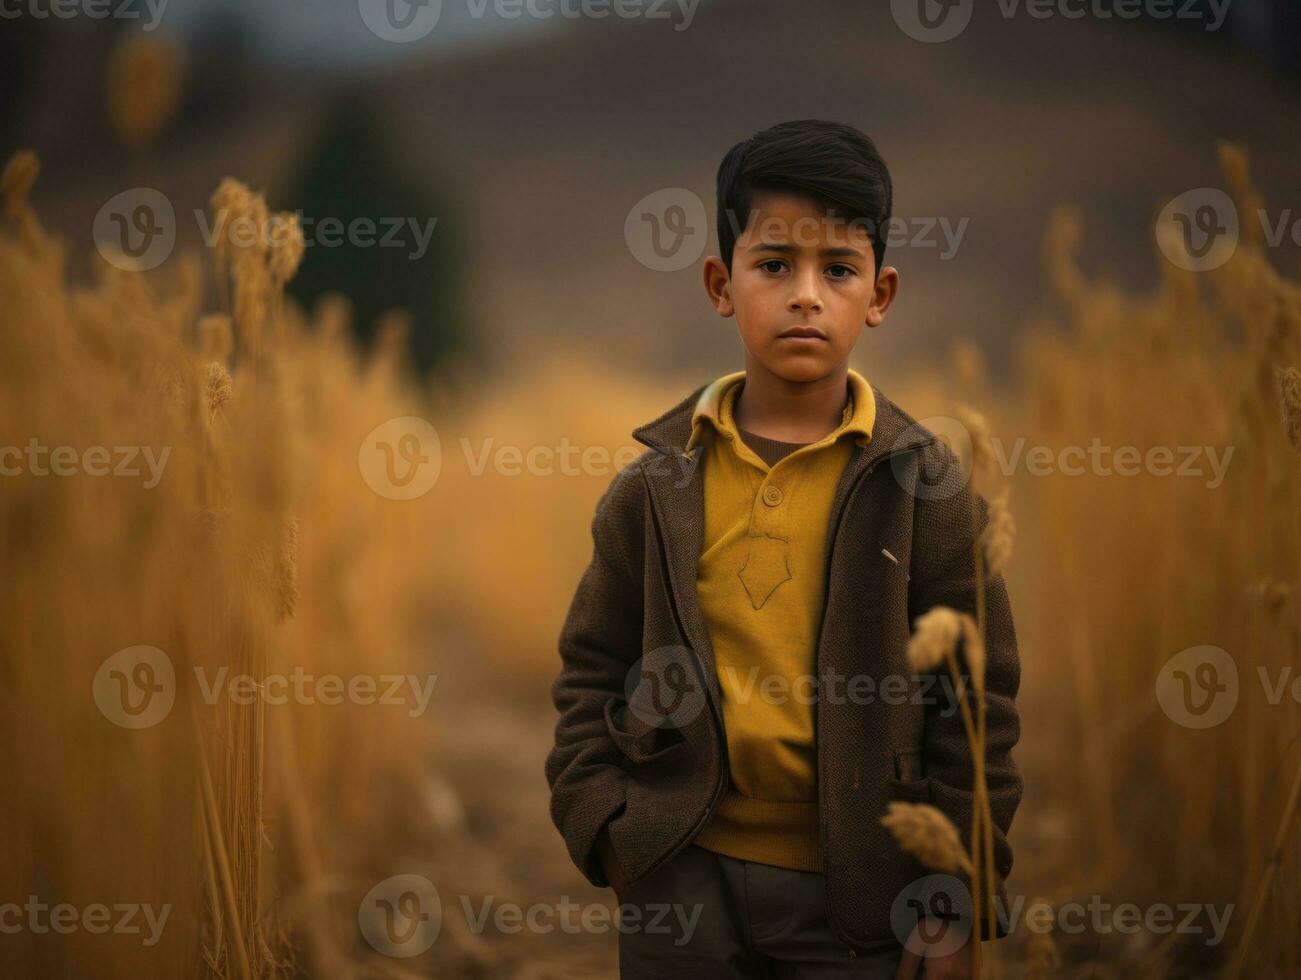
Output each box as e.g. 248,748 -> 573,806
279,90 -> 472,376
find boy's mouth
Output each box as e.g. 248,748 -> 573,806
777,325 -> 828,341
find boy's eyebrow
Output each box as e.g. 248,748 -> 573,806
747,242 -> 867,259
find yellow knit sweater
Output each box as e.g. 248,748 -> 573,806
687,369 -> 877,871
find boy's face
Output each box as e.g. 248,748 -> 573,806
703,191 -> 898,384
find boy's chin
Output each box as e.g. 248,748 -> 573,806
753,352 -> 844,385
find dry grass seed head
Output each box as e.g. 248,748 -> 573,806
1278,366 -> 1301,452
881,802 -> 974,876
908,607 -> 963,673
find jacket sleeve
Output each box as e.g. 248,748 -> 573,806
908,465 -> 1023,935
544,465 -> 645,887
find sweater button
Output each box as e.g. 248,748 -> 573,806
762,485 -> 783,506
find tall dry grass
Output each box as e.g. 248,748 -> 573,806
1003,144 -> 1301,977
1,155 -> 447,978
5,124 -> 1299,977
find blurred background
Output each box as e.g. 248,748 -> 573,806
3,0 -> 1301,976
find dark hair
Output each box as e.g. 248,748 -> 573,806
715,119 -> 893,276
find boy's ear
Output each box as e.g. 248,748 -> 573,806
866,266 -> 900,328
703,256 -> 734,316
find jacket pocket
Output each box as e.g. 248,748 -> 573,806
889,747 -> 930,803
893,747 -> 924,780
603,698 -> 687,766
888,775 -> 933,804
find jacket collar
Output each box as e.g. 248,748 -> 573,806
680,368 -> 878,456
632,370 -> 933,472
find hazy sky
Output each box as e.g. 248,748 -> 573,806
158,0 -> 685,69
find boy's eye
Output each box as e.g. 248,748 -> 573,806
827,264 -> 856,279
758,259 -> 785,274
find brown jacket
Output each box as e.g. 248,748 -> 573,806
544,381 -> 1023,949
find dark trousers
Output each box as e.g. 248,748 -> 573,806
616,845 -> 905,979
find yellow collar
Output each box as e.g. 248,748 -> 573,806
683,368 -> 877,455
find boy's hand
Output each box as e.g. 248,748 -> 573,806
594,827 -> 629,900
894,920 -> 973,980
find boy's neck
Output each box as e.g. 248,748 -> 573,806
732,358 -> 851,445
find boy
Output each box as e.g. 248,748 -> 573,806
545,120 -> 1022,979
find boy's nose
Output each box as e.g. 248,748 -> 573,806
787,274 -> 824,313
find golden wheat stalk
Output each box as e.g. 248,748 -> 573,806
1230,758 -> 1301,975
906,606 -> 986,972
194,709 -> 255,980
